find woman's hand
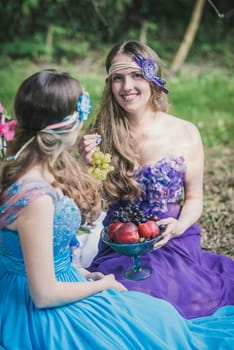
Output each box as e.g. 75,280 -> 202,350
154,217 -> 182,248
102,274 -> 128,292
83,269 -> 127,292
86,271 -> 105,281
77,133 -> 101,165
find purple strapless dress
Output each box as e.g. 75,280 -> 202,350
89,157 -> 234,319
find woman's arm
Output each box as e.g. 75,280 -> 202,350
16,196 -> 127,309
155,122 -> 204,247
176,124 -> 204,232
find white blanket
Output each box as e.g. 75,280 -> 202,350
72,211 -> 106,268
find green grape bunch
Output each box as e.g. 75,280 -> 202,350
88,147 -> 114,181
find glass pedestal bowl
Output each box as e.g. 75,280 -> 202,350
101,228 -> 162,281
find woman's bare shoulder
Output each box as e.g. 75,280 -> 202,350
158,113 -> 203,159
161,113 -> 201,138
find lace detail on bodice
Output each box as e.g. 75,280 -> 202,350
0,179 -> 81,264
53,196 -> 81,255
0,180 -> 58,228
134,157 -> 186,216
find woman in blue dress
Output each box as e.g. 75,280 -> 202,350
0,69 -> 234,350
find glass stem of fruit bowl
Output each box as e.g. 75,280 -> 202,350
133,256 -> 141,271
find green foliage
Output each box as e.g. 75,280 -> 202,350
55,39 -> 90,60
1,36 -> 47,59
1,0 -> 233,68
0,27 -> 93,62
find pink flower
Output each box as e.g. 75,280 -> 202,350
0,103 -> 3,114
0,119 -> 17,141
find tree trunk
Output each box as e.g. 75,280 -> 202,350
45,25 -> 54,61
170,0 -> 206,73
139,20 -> 148,43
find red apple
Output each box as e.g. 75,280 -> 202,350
114,222 -> 140,244
108,221 -> 124,240
138,220 -> 160,239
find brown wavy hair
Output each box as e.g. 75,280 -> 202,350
91,40 -> 169,203
0,69 -> 102,223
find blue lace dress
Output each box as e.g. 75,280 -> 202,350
1,179 -> 234,350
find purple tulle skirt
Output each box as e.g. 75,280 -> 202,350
89,204 -> 234,319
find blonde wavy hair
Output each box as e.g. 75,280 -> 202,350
0,70 -> 102,224
92,40 -> 169,203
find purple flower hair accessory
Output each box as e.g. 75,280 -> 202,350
134,54 -> 168,94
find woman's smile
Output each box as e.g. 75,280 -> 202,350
121,91 -> 140,103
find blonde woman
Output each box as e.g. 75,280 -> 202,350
79,40 -> 234,319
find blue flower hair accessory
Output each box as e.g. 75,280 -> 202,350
134,54 -> 168,94
6,93 -> 93,161
77,93 -> 92,121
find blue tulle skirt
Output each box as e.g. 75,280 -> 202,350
1,253 -> 234,350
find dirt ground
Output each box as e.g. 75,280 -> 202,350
200,146 -> 234,259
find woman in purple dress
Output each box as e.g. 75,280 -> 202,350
78,40 -> 234,319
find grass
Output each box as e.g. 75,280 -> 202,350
0,58 -> 233,148
168,66 -> 234,147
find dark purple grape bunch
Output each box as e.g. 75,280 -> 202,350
112,203 -> 154,225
